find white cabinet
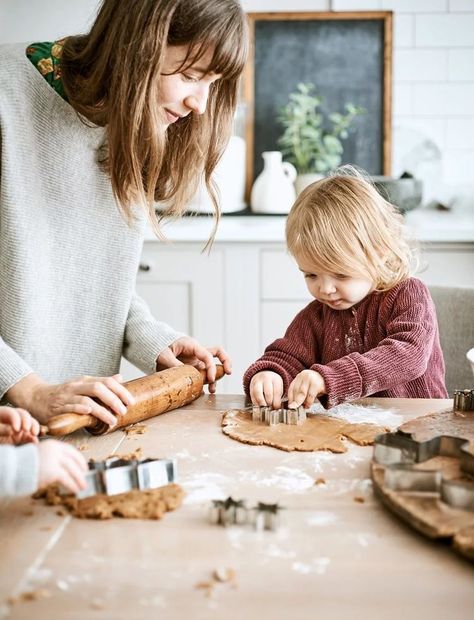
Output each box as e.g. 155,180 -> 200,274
419,243 -> 474,286
120,243 -> 226,382
122,236 -> 474,393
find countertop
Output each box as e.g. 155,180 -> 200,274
1,395 -> 472,620
145,208 -> 474,244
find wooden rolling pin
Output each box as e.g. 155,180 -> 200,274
40,364 -> 225,437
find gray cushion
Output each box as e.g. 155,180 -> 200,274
429,286 -> 474,396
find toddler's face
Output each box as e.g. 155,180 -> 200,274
297,258 -> 374,310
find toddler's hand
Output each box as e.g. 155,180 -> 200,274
249,371 -> 284,409
288,370 -> 326,409
38,440 -> 88,494
0,406 -> 40,445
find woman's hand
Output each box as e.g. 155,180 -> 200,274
156,336 -> 232,393
6,373 -> 135,426
38,440 -> 88,494
249,371 -> 284,409
288,370 -> 326,409
0,406 -> 40,445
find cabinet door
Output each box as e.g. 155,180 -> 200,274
260,247 -> 311,347
419,244 -> 474,286
120,243 -> 225,381
261,301 -> 309,349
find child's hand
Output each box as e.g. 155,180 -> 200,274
0,406 -> 40,445
249,371 -> 284,409
288,370 -> 326,409
38,440 -> 88,494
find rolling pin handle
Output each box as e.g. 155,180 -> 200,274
45,413 -> 104,437
200,364 -> 226,384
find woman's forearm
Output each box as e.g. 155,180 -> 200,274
5,374 -> 49,423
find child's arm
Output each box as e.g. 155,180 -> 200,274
310,279 -> 442,408
0,444 -> 40,496
0,441 -> 87,498
0,406 -> 87,497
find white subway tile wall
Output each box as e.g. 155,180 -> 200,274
1,0 -> 474,204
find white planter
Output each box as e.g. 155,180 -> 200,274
295,173 -> 325,196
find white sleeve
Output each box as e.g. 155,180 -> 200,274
0,444 -> 39,497
122,292 -> 186,374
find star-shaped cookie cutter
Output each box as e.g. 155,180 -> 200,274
76,456 -> 177,499
251,501 -> 285,531
209,497 -> 284,531
209,496 -> 248,526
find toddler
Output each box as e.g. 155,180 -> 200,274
244,169 -> 448,410
0,406 -> 87,497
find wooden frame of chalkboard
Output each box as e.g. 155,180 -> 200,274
243,11 -> 393,200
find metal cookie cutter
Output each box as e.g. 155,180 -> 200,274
252,404 -> 306,426
77,456 -> 177,499
373,429 -> 474,512
209,497 -> 248,526
251,502 -> 284,531
454,389 -> 474,412
209,497 -> 284,531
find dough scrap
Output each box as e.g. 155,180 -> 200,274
33,483 -> 184,520
123,424 -> 147,436
221,409 -> 388,453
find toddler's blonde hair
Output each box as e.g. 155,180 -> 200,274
286,167 -> 418,291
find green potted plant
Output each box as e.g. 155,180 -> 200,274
277,82 -> 364,194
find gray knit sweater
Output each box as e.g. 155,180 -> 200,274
0,44 -> 183,398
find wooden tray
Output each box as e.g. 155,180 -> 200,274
370,407 -> 474,561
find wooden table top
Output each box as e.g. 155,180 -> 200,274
0,395 -> 472,620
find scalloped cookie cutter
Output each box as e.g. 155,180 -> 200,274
76,456 -> 177,499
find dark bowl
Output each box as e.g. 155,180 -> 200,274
372,175 -> 423,213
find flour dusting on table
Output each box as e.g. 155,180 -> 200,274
183,472 -> 230,504
311,401 -> 402,428
292,558 -> 331,575
306,511 -> 339,527
237,466 -> 315,492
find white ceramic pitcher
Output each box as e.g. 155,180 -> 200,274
250,151 -> 297,214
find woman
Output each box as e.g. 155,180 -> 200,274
0,0 -> 248,427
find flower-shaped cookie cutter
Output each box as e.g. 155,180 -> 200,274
251,404 -> 306,426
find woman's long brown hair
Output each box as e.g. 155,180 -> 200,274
61,0 -> 248,243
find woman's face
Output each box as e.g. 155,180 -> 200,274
158,45 -> 222,125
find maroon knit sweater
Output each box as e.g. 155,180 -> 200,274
243,278 -> 448,408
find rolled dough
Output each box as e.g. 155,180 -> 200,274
33,483 -> 184,520
221,409 -> 388,453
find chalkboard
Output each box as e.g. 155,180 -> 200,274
243,12 -> 392,197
